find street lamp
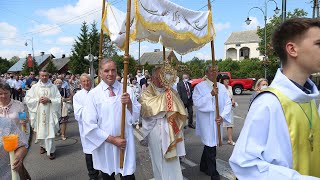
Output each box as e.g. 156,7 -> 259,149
245,0 -> 280,79
25,37 -> 35,71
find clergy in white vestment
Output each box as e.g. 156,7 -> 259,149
140,66 -> 188,180
83,59 -> 141,180
229,18 -> 320,179
25,70 -> 61,160
192,64 -> 232,180
73,73 -> 99,179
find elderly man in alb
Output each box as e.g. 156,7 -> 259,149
193,65 -> 232,180
25,70 -> 61,160
83,59 -> 141,180
140,66 -> 188,180
73,73 -> 99,180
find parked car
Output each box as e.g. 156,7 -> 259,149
189,72 -> 254,95
219,72 -> 254,95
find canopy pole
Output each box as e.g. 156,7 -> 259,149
208,0 -> 222,147
98,0 -> 106,83
120,0 -> 132,169
163,46 -> 166,61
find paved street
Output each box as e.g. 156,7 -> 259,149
23,91 -> 256,180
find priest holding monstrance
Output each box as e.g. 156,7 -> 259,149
140,62 -> 188,180
83,59 -> 141,180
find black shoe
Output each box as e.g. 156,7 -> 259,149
49,153 -> 55,160
188,124 -> 195,129
40,147 -> 46,154
184,126 -> 187,129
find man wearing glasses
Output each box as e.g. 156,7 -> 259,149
25,72 -> 38,90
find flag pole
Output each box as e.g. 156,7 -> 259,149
120,0 -> 132,168
208,0 -> 222,146
98,0 -> 106,83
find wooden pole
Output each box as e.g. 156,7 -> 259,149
120,0 -> 132,168
208,0 -> 222,146
98,0 -> 106,83
163,46 -> 166,61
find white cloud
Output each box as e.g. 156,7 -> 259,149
0,22 -> 19,46
47,47 -> 66,58
195,52 -> 211,60
57,36 -> 75,44
0,49 -> 29,59
215,22 -> 231,32
242,16 -> 260,30
37,0 -> 102,25
29,24 -> 62,36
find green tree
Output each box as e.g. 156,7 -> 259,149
257,8 -> 308,78
0,57 -> 12,74
9,56 -> 20,66
143,62 -> 155,75
46,60 -> 58,74
21,57 -> 39,76
103,34 -> 118,58
186,57 -> 207,78
69,22 -> 90,74
113,54 -> 137,75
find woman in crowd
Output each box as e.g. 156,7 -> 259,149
249,78 -> 269,105
54,79 -> 71,140
220,75 -> 236,145
0,83 -> 30,142
0,117 -> 29,180
130,77 -> 142,129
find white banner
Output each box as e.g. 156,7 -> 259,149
102,0 -> 215,55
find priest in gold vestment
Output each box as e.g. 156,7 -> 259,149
25,70 -> 61,160
140,66 -> 187,180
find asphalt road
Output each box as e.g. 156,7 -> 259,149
23,91 -> 256,180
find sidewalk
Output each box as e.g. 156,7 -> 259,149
24,114 -> 88,180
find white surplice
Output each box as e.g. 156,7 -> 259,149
192,80 -> 232,147
229,69 -> 320,180
25,80 -> 61,155
83,80 -> 141,176
141,111 -> 185,180
73,88 -> 91,154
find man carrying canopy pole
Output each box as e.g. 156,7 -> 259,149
83,58 -> 141,180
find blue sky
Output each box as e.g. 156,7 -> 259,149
0,0 -> 314,62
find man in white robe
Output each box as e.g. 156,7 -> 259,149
193,64 -> 232,180
25,70 -> 61,160
73,73 -> 99,179
229,18 -> 320,179
140,67 -> 188,180
83,59 -> 141,180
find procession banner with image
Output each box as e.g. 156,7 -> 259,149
102,0 -> 215,55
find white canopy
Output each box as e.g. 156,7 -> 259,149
102,0 -> 215,55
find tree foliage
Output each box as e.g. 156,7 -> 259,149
0,57 -> 12,74
69,21 -> 118,74
256,8 -> 308,79
112,54 -> 137,75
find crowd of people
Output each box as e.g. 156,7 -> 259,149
0,18 -> 320,180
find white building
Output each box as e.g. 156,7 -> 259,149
224,30 -> 263,61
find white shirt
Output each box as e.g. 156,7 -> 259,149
14,80 -> 23,90
192,81 -> 232,147
83,80 -> 141,175
6,78 -> 15,88
73,88 -> 91,154
229,69 -> 320,180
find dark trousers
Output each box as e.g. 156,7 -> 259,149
85,154 -> 99,179
14,89 -> 22,102
200,146 -> 220,180
186,103 -> 193,125
10,88 -> 15,99
101,172 -> 135,180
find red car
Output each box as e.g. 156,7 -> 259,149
190,72 -> 254,95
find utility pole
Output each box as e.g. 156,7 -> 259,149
317,0 -> 320,18
312,0 -> 319,18
282,0 -> 286,22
